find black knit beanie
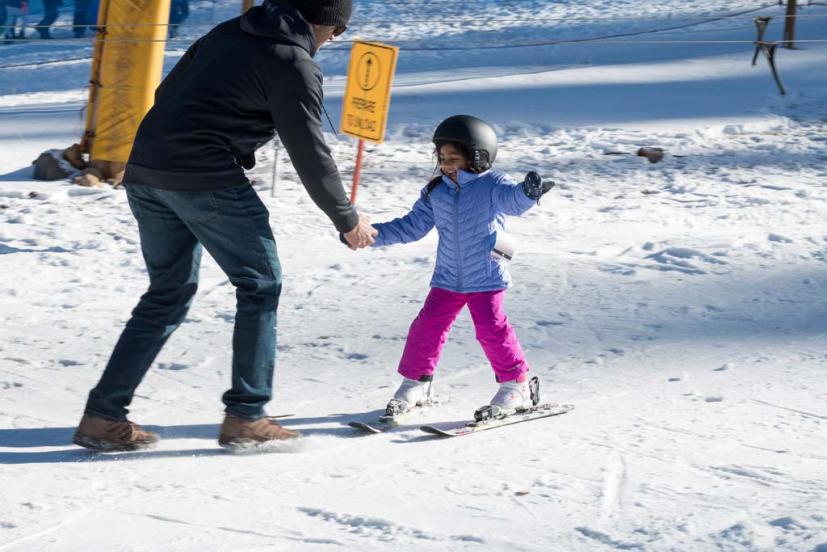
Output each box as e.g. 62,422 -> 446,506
291,0 -> 352,27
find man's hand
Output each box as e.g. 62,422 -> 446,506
343,214 -> 378,249
240,152 -> 256,170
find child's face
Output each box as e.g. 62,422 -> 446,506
438,143 -> 469,183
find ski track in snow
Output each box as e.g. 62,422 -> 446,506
2,1 -> 827,550
600,451 -> 627,519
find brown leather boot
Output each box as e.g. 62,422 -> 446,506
72,414 -> 159,452
218,414 -> 300,450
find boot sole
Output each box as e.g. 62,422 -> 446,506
218,434 -> 301,454
72,434 -> 158,453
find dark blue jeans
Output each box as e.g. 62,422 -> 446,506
85,184 -> 282,421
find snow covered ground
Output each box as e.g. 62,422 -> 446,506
1,1 -> 827,550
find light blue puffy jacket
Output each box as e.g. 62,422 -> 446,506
372,170 -> 537,292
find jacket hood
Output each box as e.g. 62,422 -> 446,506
240,1 -> 317,57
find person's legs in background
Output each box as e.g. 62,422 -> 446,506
73,0 -> 90,37
36,0 -> 60,39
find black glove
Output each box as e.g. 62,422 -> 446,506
239,152 -> 256,170
522,171 -> 555,202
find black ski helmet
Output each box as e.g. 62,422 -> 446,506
432,115 -> 497,173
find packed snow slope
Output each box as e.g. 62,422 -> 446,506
1,1 -> 826,550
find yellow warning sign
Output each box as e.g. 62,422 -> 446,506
341,41 -> 399,143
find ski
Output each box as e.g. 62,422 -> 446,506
420,402 -> 574,437
348,397 -> 444,434
348,420 -> 395,434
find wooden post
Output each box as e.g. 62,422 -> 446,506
242,0 -> 255,13
351,139 -> 365,205
783,0 -> 797,49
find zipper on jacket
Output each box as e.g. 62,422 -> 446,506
453,183 -> 463,290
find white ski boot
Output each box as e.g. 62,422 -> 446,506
475,376 -> 540,421
385,375 -> 434,417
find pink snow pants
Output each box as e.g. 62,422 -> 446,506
398,287 -> 529,383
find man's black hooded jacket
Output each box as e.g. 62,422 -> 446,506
124,2 -> 358,233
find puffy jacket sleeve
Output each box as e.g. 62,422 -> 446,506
372,188 -> 435,247
491,172 -> 536,216
267,61 -> 359,234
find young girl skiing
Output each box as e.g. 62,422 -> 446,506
370,115 -> 554,420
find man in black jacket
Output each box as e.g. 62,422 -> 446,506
73,0 -> 376,452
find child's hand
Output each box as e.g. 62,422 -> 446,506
343,214 -> 378,249
522,171 -> 555,202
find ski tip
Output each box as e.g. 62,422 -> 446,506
419,425 -> 454,437
348,421 -> 385,434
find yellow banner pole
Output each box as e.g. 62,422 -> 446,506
90,0 -> 171,166
80,0 -> 111,155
